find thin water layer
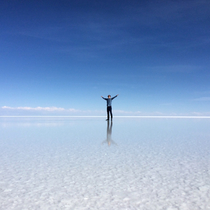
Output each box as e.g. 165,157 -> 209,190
0,117 -> 210,210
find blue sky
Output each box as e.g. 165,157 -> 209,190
1,0 -> 210,116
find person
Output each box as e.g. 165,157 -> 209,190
101,94 -> 119,121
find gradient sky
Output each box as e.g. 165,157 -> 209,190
1,0 -> 210,116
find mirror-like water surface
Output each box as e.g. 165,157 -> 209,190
0,117 -> 210,210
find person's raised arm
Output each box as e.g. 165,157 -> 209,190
111,94 -> 119,100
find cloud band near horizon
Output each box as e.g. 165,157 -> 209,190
2,106 -> 77,112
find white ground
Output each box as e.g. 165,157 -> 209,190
0,118 -> 210,210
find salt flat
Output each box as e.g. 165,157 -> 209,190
0,117 -> 210,210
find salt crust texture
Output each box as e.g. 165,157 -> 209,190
0,118 -> 210,210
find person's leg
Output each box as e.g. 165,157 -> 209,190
110,106 -> 113,120
107,107 -> 109,120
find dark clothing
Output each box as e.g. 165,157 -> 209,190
102,95 -> 118,120
107,106 -> 112,120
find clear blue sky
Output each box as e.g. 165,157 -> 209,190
1,0 -> 210,116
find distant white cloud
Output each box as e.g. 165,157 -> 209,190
2,106 -> 77,112
114,110 -> 142,115
191,112 -> 210,116
1,107 -> 210,117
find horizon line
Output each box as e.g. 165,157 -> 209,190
1,116 -> 210,119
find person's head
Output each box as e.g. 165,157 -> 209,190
108,95 -> 111,98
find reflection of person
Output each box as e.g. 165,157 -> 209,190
102,121 -> 117,146
101,94 -> 119,121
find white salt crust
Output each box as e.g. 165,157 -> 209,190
0,118 -> 210,210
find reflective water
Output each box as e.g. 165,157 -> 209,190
0,117 -> 210,210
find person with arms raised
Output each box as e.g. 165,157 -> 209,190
101,94 -> 119,121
